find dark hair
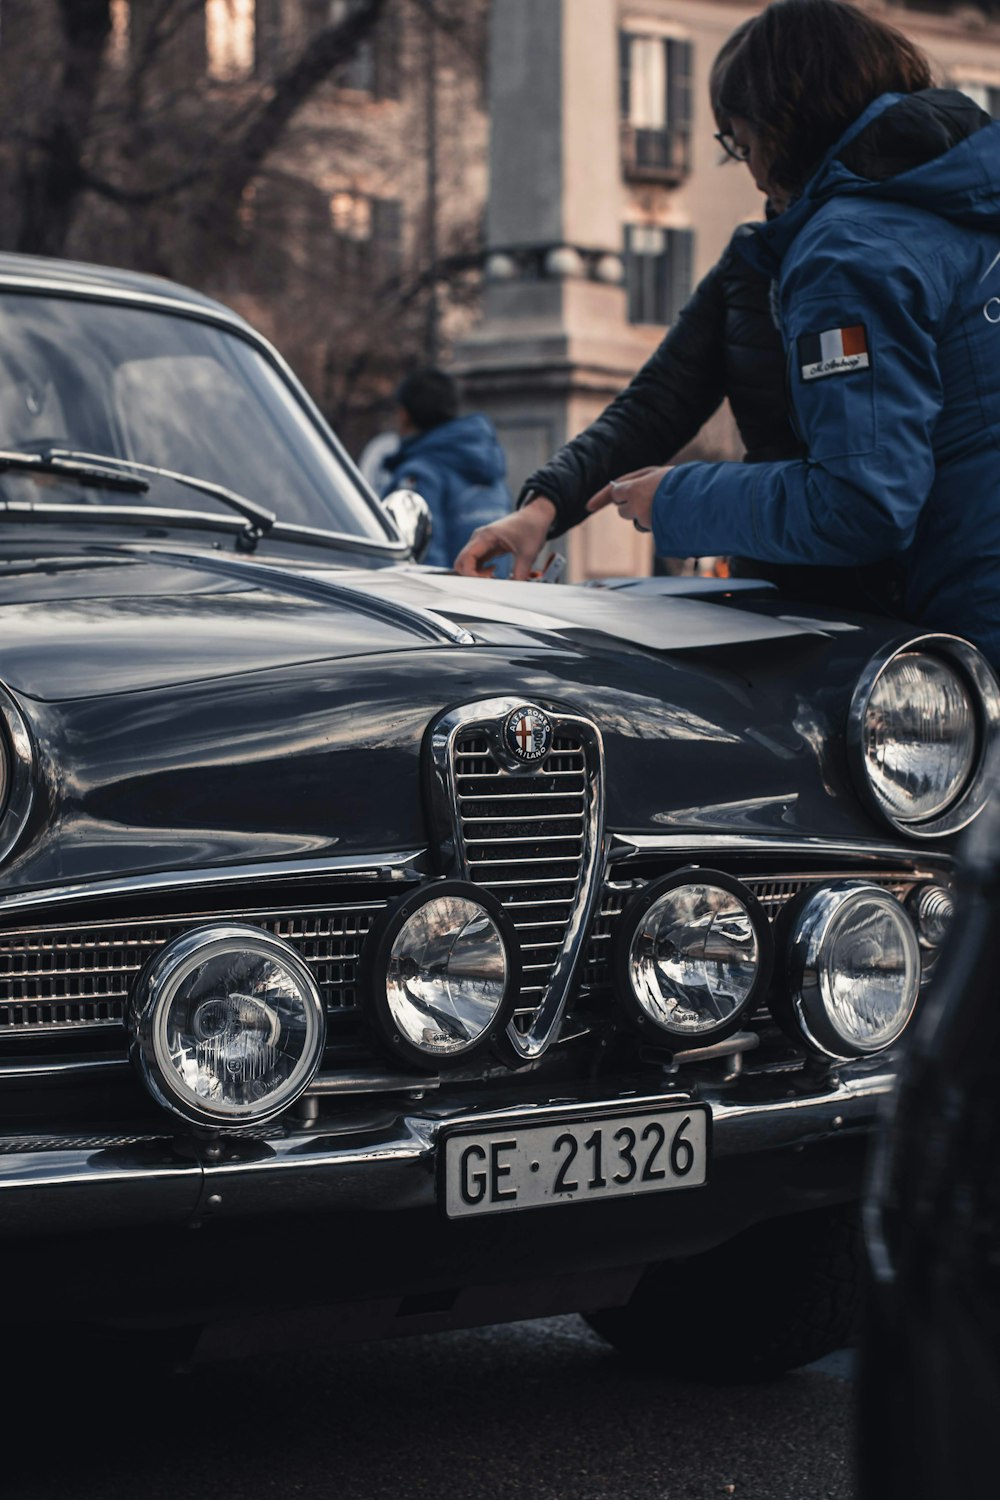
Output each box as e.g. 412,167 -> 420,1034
714,0 -> 933,197
396,367 -> 460,431
709,18 -> 753,128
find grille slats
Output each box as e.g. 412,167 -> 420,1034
0,903 -> 386,1036
454,730 -> 589,1036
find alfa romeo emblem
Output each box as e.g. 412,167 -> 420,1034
504,706 -> 553,763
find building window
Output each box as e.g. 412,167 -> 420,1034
330,191 -> 402,281
318,0 -> 399,97
625,225 -> 693,326
619,32 -> 692,182
110,0 -> 129,64
961,81 -> 1000,117
206,0 -> 255,81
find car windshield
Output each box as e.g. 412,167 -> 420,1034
0,291 -> 389,542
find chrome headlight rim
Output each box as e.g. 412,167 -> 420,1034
129,923 -> 327,1128
779,881 -> 921,1061
363,880 -> 521,1072
613,867 -> 774,1048
0,683 -> 34,866
847,633 -> 1000,840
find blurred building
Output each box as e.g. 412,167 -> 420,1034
93,2 -> 1000,576
454,0 -> 1000,581
103,0 -> 490,455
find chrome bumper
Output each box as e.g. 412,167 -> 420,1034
0,1063 -> 894,1239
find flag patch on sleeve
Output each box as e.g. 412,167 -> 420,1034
798,325 -> 870,381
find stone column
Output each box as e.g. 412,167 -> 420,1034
453,0 -> 655,581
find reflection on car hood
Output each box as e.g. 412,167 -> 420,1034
0,545 -> 814,701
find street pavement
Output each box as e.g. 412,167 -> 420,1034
5,1317 -> 856,1500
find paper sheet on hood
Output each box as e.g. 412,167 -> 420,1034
344,572 -> 808,652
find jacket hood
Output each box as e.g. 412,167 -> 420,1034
385,414 -> 507,486
743,89 -> 1000,272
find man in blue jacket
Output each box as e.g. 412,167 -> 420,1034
595,5 -> 1000,668
380,368 -> 512,572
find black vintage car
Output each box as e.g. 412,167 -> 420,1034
0,253 -> 993,1377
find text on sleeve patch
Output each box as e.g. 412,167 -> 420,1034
798,325 -> 870,382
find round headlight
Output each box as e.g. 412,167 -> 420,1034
614,870 -> 773,1045
781,883 -> 920,1059
365,882 -> 519,1069
129,925 -> 326,1127
0,682 -> 35,866
849,636 -> 1000,838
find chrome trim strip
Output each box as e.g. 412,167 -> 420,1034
307,1069 -> 441,1097
0,1057 -> 129,1081
846,632 -> 1000,841
0,850 -> 427,919
0,1069 -> 895,1216
0,275 -> 255,325
611,833 -> 956,868
428,697 -> 606,1061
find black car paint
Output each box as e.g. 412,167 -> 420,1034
0,257 -> 969,1364
0,537 -> 901,892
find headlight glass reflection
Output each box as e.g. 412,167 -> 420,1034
864,654 -> 976,822
627,882 -> 762,1038
786,886 -> 921,1059
132,928 -> 326,1125
386,895 -> 509,1057
819,894 -> 919,1052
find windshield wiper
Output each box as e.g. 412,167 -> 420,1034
0,449 -> 150,494
0,447 -> 276,552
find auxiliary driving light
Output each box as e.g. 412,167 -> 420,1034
614,869 -> 773,1045
778,883 -> 920,1060
364,881 -> 519,1069
129,924 -> 327,1127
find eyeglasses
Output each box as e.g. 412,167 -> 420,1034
715,131 -> 751,163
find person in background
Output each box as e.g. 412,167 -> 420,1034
594,0 -> 1000,667
380,368 -> 513,572
454,19 -> 896,610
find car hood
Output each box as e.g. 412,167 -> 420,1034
0,545 -> 820,701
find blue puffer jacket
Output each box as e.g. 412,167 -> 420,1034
651,90 -> 1000,664
382,413 -> 512,571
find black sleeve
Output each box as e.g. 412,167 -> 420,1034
520,255 -> 729,536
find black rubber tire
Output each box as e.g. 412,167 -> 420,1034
584,1202 -> 863,1384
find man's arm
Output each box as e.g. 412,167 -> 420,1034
649,219 -> 944,567
521,255 -> 731,534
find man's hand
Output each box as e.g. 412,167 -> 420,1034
454,495 -> 557,579
586,466 -> 672,533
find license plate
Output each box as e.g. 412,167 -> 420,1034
442,1103 -> 709,1218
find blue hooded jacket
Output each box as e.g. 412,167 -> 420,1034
381,413 -> 512,571
650,90 -> 1000,664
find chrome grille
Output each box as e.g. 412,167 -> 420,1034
581,869 -> 925,993
455,730 -> 588,1034
0,902 -> 387,1038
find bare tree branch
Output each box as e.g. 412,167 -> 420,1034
216,0 -> 388,198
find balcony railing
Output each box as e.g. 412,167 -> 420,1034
620,125 -> 690,184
